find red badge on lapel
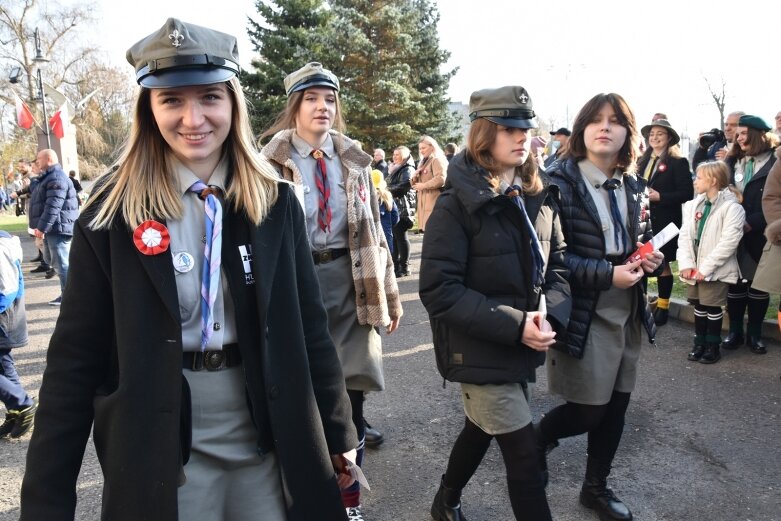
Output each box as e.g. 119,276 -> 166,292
695,211 -> 703,221
358,182 -> 366,202
657,163 -> 667,172
133,220 -> 170,255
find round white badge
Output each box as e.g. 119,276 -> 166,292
173,251 -> 195,273
734,173 -> 743,183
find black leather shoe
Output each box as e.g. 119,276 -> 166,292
653,307 -> 669,326
364,419 -> 384,448
687,342 -> 706,361
580,486 -> 633,520
720,332 -> 744,350
30,265 -> 48,274
30,254 -> 43,263
45,268 -> 56,279
747,336 -> 767,354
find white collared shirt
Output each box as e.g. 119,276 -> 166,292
578,159 -> 629,256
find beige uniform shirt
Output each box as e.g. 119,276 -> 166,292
579,159 -> 629,256
167,156 -> 237,352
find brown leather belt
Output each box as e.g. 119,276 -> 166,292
183,343 -> 241,371
312,248 -> 349,265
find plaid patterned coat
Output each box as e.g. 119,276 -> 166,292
262,129 -> 402,326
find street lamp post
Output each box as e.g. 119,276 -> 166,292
33,28 -> 50,149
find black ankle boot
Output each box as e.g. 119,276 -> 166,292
687,338 -> 706,361
579,457 -> 632,520
720,331 -> 743,350
699,342 -> 721,364
431,476 -> 467,521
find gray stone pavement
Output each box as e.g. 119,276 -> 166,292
1,234 -> 780,520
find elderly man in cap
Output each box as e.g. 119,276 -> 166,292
544,127 -> 571,168
721,115 -> 778,354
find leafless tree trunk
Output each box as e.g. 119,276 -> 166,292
703,75 -> 727,130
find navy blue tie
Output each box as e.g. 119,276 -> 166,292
602,178 -> 626,254
505,185 -> 545,287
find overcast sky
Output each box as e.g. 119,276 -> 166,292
75,0 -> 780,141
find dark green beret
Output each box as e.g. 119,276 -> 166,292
738,115 -> 771,132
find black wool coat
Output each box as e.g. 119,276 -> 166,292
419,151 -> 571,384
636,155 -> 693,261
549,158 -> 657,359
20,182 -> 356,521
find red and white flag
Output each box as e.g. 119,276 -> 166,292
14,94 -> 34,130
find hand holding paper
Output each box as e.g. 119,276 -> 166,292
625,222 -> 677,272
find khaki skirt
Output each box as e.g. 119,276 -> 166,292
460,382 -> 532,436
315,254 -> 384,392
547,285 -> 642,406
686,281 -> 729,307
752,242 -> 781,293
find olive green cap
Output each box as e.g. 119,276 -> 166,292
126,18 -> 239,88
469,86 -> 538,129
284,62 -> 339,96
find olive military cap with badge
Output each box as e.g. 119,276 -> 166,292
126,18 -> 239,88
468,86 -> 538,129
284,62 -> 340,96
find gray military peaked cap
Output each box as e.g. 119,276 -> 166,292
126,18 -> 240,88
284,62 -> 340,96
469,86 -> 538,129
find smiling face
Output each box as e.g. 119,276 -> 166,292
418,141 -> 433,158
648,126 -> 670,153
490,125 -> 530,171
583,103 -> 628,163
295,87 -> 336,145
150,83 -> 232,176
736,126 -> 750,151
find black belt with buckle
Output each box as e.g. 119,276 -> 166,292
183,343 -> 242,371
312,248 -> 349,265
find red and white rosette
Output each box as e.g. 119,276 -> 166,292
133,220 -> 170,256
695,211 -> 703,221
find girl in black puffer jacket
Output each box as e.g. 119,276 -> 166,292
385,146 -> 416,276
420,85 -> 570,521
538,93 -> 663,521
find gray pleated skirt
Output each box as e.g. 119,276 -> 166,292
315,254 -> 384,392
178,366 -> 287,521
547,285 -> 642,406
460,382 -> 532,435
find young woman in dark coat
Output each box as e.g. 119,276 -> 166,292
420,85 -> 571,521
20,19 -> 357,521
636,119 -> 693,325
722,115 -> 779,353
537,93 -> 663,521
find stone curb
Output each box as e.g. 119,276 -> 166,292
649,295 -> 781,342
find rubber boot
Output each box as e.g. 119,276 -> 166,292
579,457 -> 633,520
431,476 -> 467,521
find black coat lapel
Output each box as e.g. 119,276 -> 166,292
250,187 -> 290,318
133,224 -> 179,323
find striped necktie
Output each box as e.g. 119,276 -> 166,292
312,149 -> 331,232
189,181 -> 223,350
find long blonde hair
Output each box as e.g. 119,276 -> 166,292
87,77 -> 279,229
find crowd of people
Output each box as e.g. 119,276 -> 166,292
1,15 -> 779,521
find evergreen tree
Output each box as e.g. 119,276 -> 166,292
241,0 -> 335,134
244,0 -> 460,150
